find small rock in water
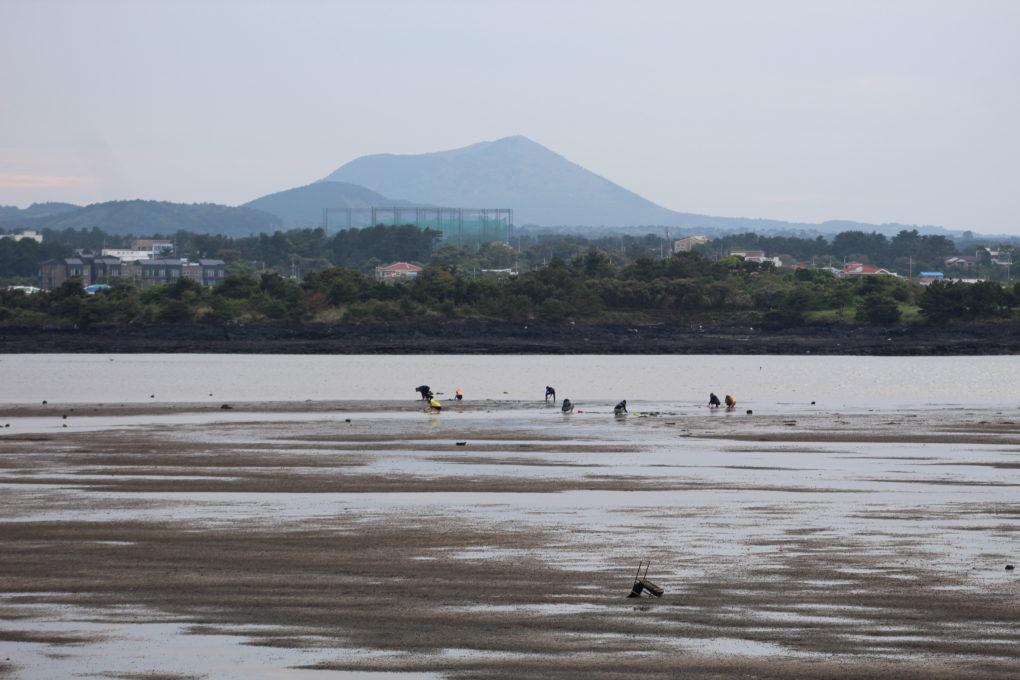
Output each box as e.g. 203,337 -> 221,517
150,395 -> 155,399
811,401 -> 816,405
456,441 -> 467,446
62,414 -> 67,419
344,418 -> 351,423
42,400 -> 47,405
220,404 -> 233,410
746,409 -> 753,415
1007,564 -> 1015,571
62,424 -> 67,428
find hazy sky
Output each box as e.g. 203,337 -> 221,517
2,0 -> 1018,232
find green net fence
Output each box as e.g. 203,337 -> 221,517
323,208 -> 512,248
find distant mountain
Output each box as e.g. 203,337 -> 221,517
0,202 -> 80,226
244,181 -> 418,228
322,135 -> 684,227
8,200 -> 280,236
322,135 -> 957,236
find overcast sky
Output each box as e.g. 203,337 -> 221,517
1,0 -> 1018,232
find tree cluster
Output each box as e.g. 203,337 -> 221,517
3,248 -> 1018,329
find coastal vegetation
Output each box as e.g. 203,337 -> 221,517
2,241 -> 1019,329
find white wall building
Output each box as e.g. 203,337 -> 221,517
0,230 -> 43,243
101,248 -> 155,262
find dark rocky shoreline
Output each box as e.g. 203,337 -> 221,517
1,320 -> 1018,354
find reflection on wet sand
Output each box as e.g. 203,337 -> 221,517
0,401 -> 1017,679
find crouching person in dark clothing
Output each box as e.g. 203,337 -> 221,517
614,400 -> 628,416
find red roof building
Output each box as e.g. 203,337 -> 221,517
374,261 -> 423,282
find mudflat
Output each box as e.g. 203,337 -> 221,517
0,401 -> 1017,679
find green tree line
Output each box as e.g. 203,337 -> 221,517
3,224 -> 1016,285
3,249 -> 1019,328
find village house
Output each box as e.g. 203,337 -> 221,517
944,255 -> 977,268
374,261 -> 423,282
131,239 -> 174,255
986,249 -> 1013,266
839,262 -> 898,278
917,271 -> 945,286
672,235 -> 709,253
730,250 -> 782,267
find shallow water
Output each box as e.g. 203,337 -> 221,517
0,391 -> 1017,678
3,353 -> 1020,407
0,596 -> 439,680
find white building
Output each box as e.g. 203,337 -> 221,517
0,230 -> 43,243
730,250 -> 782,267
101,248 -> 156,262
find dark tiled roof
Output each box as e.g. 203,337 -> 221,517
197,259 -> 225,266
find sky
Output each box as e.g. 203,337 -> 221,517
1,0 -> 1018,233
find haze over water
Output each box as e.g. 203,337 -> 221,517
3,354 -> 1018,408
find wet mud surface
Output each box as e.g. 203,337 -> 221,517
0,402 -> 1017,678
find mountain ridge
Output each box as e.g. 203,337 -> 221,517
320,136 -> 959,237
2,200 -> 281,237
243,181 -> 421,228
322,135 -> 683,227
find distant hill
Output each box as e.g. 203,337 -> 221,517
322,135 -> 683,227
6,200 -> 280,236
0,202 -> 80,227
244,181 -> 418,228
322,135 -> 956,236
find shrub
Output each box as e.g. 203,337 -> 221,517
856,294 -> 902,324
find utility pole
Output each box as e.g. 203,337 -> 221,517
908,255 -> 912,279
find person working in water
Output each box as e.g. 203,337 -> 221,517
561,398 -> 573,413
428,397 -> 443,412
614,400 -> 628,416
709,393 -> 721,408
415,385 -> 432,400
725,394 -> 736,410
545,386 -> 556,403
455,388 -> 463,401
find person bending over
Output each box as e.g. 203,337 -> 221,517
561,398 -> 574,413
545,386 -> 556,403
614,400 -> 628,416
709,393 -> 721,408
